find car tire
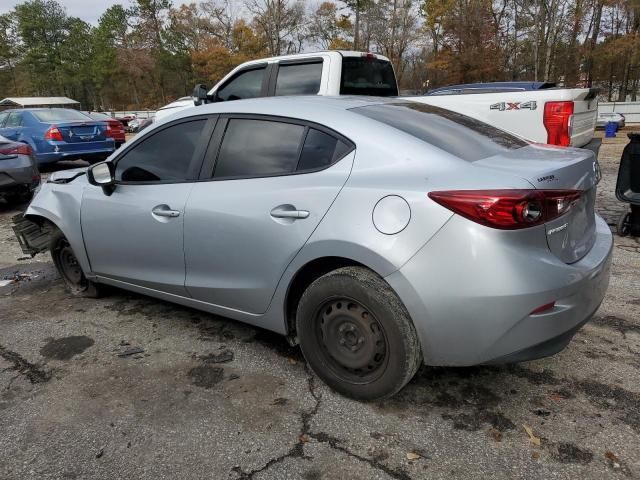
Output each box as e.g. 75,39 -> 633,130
50,229 -> 102,298
296,266 -> 421,401
5,190 -> 33,205
617,211 -> 630,237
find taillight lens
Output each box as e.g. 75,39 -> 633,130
44,125 -> 63,141
543,101 -> 574,146
105,124 -> 114,137
428,189 -> 582,230
0,143 -> 32,156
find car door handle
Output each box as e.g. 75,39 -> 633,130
152,205 -> 181,218
270,207 -> 310,219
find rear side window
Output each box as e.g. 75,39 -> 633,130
352,102 -> 527,161
213,119 -> 354,179
214,119 -> 305,178
275,62 -> 323,96
298,129 -> 339,170
216,67 -> 266,102
340,57 -> 398,96
5,112 -> 23,127
116,120 -> 206,182
33,109 -> 91,123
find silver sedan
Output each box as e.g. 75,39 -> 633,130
16,96 -> 612,400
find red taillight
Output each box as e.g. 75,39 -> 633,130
361,52 -> 376,60
0,143 -> 32,155
428,189 -> 582,230
543,101 -> 574,146
105,123 -> 114,138
44,125 -> 63,141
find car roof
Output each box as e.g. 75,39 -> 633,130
160,95 -> 403,124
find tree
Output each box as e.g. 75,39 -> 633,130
308,2 -> 352,49
245,0 -> 306,55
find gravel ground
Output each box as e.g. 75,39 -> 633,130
0,133 -> 639,479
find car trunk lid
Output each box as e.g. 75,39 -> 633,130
474,144 -> 600,263
56,121 -> 108,143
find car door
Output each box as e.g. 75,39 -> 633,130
81,116 -> 214,296
184,115 -> 355,314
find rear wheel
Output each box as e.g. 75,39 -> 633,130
296,267 -> 421,401
617,211 -> 630,237
50,230 -> 101,297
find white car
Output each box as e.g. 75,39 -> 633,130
596,112 -> 625,129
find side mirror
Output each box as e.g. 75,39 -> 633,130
87,162 -> 116,196
193,84 -> 210,106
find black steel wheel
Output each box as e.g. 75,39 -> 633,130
50,229 -> 101,297
316,297 -> 389,383
297,267 -> 421,401
617,211 -> 631,237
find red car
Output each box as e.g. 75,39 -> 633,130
84,112 -> 126,148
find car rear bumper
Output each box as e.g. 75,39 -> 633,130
579,137 -> 602,158
35,139 -> 115,164
385,214 -> 613,366
0,156 -> 39,196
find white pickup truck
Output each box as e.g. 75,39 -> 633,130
155,51 -> 600,155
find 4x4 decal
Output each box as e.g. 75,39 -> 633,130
490,101 -> 537,111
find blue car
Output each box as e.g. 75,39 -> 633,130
0,108 -> 116,165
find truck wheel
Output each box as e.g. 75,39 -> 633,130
617,212 -> 630,237
296,266 -> 421,401
50,230 -> 101,298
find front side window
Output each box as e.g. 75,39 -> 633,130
275,62 -> 323,96
115,120 -> 206,182
216,67 -> 266,102
214,119 -> 305,178
0,112 -> 9,127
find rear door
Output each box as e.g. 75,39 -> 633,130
184,115 -> 355,314
81,117 -> 213,295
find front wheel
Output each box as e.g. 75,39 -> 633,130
50,230 -> 101,297
296,267 -> 421,401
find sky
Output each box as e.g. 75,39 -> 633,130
0,0 -> 194,24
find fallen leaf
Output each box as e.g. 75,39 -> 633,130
299,434 -> 310,443
605,451 -> 621,468
406,452 -> 421,461
522,424 -> 541,446
488,428 -> 503,442
532,452 -> 540,460
288,358 -> 297,365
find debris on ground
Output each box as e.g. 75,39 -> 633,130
117,347 -> 145,357
522,424 -> 541,446
200,349 -> 234,364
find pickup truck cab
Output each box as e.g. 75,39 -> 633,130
409,83 -> 600,153
155,51 -> 398,121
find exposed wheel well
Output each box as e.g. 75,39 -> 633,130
285,256 -> 368,339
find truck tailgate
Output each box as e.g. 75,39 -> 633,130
570,88 -> 598,148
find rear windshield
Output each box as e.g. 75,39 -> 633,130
88,112 -> 110,120
351,102 -> 527,161
33,109 -> 92,123
340,57 -> 398,96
